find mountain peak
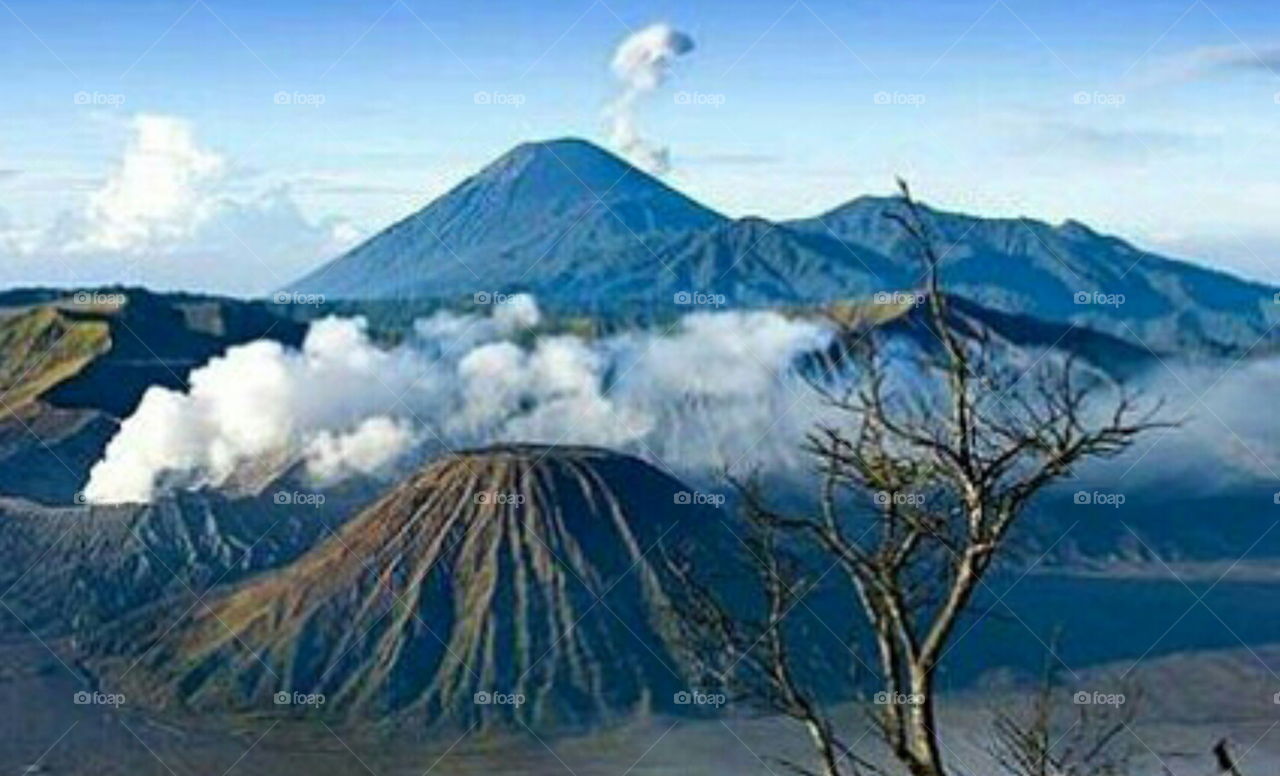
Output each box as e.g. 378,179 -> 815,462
812,194 -> 962,226
485,137 -> 632,184
115,445 -> 734,731
471,137 -> 663,208
476,137 -> 713,212
505,136 -> 624,162
1056,218 -> 1100,240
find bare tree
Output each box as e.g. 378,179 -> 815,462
988,651 -> 1138,776
670,483 -> 877,776
672,180 -> 1168,776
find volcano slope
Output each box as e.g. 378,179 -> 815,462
109,445 -> 738,733
0,486 -> 371,640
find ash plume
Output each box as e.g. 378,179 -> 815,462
604,23 -> 695,174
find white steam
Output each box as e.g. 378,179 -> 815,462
304,417 -> 415,483
605,23 -> 695,174
1101,357 -> 1280,490
83,290 -> 1279,507
82,314 -> 439,504
84,296 -> 835,504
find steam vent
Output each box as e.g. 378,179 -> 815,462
119,445 -> 729,732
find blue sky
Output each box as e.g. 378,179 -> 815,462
2,0 -> 1280,293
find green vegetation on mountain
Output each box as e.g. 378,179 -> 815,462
0,304 -> 112,417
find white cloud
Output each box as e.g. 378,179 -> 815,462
76,114 -> 225,252
0,113 -> 359,296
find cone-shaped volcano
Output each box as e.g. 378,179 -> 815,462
117,445 -> 730,732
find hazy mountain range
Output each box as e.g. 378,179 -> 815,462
289,138 -> 1280,354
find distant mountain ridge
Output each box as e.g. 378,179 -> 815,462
288,138 -> 1279,353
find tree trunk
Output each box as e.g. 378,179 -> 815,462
902,667 -> 946,776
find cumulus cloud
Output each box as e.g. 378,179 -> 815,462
605,23 -> 695,174
84,295 -> 835,504
74,114 -> 225,252
0,114 -> 358,296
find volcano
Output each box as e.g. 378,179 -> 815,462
286,139 -> 727,307
114,445 -> 732,732
286,138 -> 1279,352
